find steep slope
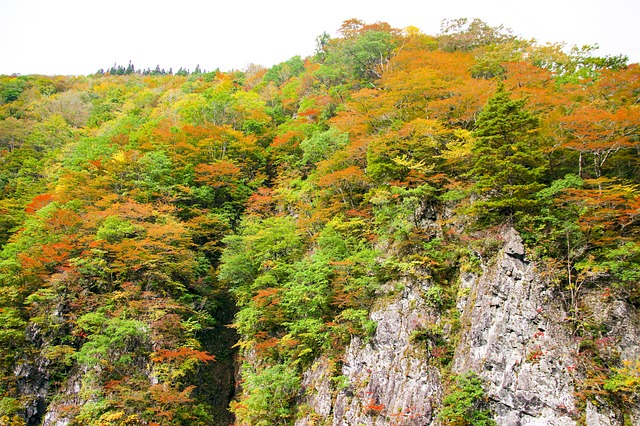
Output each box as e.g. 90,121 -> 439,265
296,278 -> 444,425
1,17 -> 639,426
453,227 -> 577,425
293,226 -> 640,425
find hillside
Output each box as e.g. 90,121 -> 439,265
1,18 -> 639,426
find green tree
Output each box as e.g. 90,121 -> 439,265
232,363 -> 300,425
300,128 -> 349,167
218,216 -> 303,307
263,56 -> 306,86
438,18 -> 516,52
469,84 -> 547,224
317,19 -> 401,86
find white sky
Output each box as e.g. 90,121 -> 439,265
1,0 -> 638,76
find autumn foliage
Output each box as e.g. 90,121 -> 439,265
0,17 -> 638,426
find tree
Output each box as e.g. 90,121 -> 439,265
558,104 -> 639,180
0,117 -> 32,152
0,78 -> 26,104
367,118 -> 452,185
231,363 -> 301,425
438,18 -> 516,52
43,91 -> 92,127
299,128 -> 349,167
317,19 -> 402,86
378,48 -> 495,128
469,84 -> 547,224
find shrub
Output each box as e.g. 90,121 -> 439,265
438,372 -> 496,426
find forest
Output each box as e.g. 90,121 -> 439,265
0,17 -> 639,426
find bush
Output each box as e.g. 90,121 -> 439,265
231,363 -> 301,425
439,372 -> 496,426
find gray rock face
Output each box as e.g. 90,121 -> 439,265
585,401 -> 622,426
296,279 -> 444,425
332,281 -> 443,426
295,357 -> 335,424
583,293 -> 640,363
454,227 -> 578,425
14,359 -> 49,426
581,292 -> 640,425
503,226 -> 526,259
40,366 -> 88,426
294,226 -> 640,425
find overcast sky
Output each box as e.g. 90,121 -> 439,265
1,0 -> 638,76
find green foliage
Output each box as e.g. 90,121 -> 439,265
604,360 -> 640,403
424,285 -> 445,309
219,215 -> 303,304
232,363 -> 301,425
300,128 -> 349,166
263,56 -> 306,86
410,322 -> 444,345
335,308 -> 377,337
0,397 -> 25,426
95,216 -> 139,242
347,30 -> 398,81
366,118 -> 452,185
469,84 -> 546,225
0,308 -> 26,346
470,39 -> 530,79
137,150 -> 173,192
370,184 -> 436,244
0,16 -> 638,426
0,78 -> 26,104
221,212 -> 382,368
74,315 -> 150,367
531,43 -> 630,84
439,372 -> 496,426
318,19 -> 401,85
438,18 -> 517,52
601,243 -> 640,289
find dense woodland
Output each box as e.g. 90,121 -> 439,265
0,18 -> 639,426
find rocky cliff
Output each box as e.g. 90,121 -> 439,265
294,227 -> 640,425
295,276 -> 443,426
453,227 -> 577,425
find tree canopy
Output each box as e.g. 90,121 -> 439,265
0,17 -> 638,426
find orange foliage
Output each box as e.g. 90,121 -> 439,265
111,133 -> 130,147
25,193 -> 54,214
194,161 -> 241,187
149,384 -> 195,417
382,49 -> 494,126
504,61 -> 567,113
245,187 -> 275,217
270,130 -> 303,149
364,398 -> 386,415
561,179 -> 640,241
252,287 -> 281,307
558,104 -> 639,177
317,166 -> 367,189
151,347 -> 215,364
254,337 -> 280,353
54,170 -> 114,204
594,63 -> 640,106
331,88 -> 383,137
46,208 -> 83,233
39,242 -> 73,264
315,165 -> 370,210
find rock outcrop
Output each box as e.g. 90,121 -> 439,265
296,278 -> 443,425
294,227 -> 640,425
453,227 -> 578,425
